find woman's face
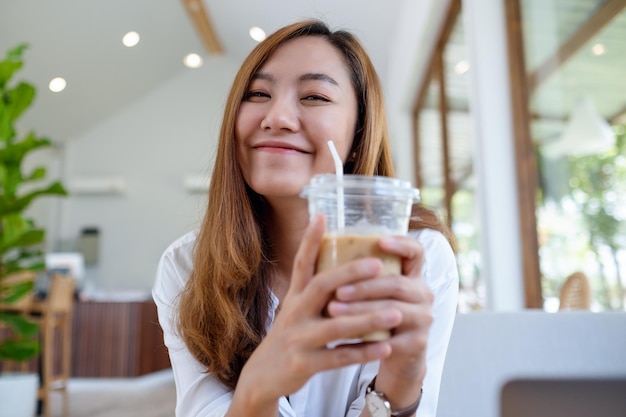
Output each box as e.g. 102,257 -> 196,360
235,36 -> 358,201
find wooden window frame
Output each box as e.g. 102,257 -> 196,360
412,0 -> 461,230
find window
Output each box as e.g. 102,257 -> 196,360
508,0 -> 626,310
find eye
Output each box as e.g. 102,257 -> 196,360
243,91 -> 270,102
301,94 -> 330,102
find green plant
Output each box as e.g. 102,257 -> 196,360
0,44 -> 67,363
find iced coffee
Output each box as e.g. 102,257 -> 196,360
300,174 -> 420,343
316,233 -> 401,341
316,234 -> 401,276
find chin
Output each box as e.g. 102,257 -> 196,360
248,177 -> 308,199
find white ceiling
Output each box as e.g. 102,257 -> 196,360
0,0 -> 404,143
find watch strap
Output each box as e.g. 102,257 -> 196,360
367,377 -> 422,417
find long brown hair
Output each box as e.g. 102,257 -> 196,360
177,19 -> 453,390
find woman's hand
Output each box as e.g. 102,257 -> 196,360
231,214 -> 403,415
326,233 -> 433,411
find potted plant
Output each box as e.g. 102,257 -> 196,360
0,43 -> 68,417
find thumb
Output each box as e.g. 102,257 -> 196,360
289,213 -> 325,294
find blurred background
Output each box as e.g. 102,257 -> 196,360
1,0 -> 625,416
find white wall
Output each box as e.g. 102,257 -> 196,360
46,56 -> 239,291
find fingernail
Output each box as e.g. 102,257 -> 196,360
336,285 -> 355,300
383,310 -> 401,325
380,237 -> 398,249
327,301 -> 349,314
360,258 -> 381,274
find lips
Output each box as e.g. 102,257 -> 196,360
252,140 -> 311,153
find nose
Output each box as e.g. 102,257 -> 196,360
260,97 -> 299,132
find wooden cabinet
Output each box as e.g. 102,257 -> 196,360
70,300 -> 171,377
1,300 -> 171,377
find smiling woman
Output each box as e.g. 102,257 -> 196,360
153,19 -> 458,417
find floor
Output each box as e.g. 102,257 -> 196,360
47,369 -> 176,417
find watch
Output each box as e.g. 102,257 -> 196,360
365,377 -> 422,417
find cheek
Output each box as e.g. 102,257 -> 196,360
323,113 -> 357,159
235,106 -> 253,141
234,116 -> 250,176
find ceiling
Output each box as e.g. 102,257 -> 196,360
0,0 -> 404,143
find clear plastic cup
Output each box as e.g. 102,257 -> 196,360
300,174 -> 420,342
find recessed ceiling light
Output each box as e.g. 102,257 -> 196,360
249,26 -> 266,43
454,60 -> 470,74
48,77 -> 66,93
122,31 -> 140,47
591,43 -> 605,55
184,53 -> 203,68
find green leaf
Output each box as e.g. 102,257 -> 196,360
24,166 -> 46,181
0,132 -> 51,164
0,181 -> 68,215
0,312 -> 39,337
0,229 -> 45,253
0,339 -> 40,362
0,213 -> 30,247
0,61 -> 22,83
0,213 -> 45,254
0,61 -> 23,91
5,82 -> 36,125
6,44 -> 28,61
0,258 -> 45,276
0,279 -> 33,304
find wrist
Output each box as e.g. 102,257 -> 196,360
366,376 -> 422,417
231,372 -> 280,416
373,369 -> 425,410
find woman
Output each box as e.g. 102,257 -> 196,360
153,19 -> 458,417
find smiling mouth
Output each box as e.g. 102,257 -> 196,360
253,143 -> 310,154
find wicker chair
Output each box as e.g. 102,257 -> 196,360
559,271 -> 591,310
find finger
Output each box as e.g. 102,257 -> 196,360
329,299 -> 433,330
333,275 -> 432,304
313,308 -> 402,346
314,341 -> 393,372
301,258 -> 383,314
290,213 -> 326,294
378,236 -> 424,277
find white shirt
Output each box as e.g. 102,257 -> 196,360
153,228 -> 459,417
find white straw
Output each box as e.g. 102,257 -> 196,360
327,140 -> 345,230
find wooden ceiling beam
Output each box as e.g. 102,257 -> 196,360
528,0 -> 626,93
181,0 -> 223,54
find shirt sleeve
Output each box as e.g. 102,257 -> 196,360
152,233 -> 234,417
414,229 -> 459,417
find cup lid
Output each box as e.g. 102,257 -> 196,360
300,174 -> 420,202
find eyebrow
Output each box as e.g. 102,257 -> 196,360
251,72 -> 339,86
299,73 -> 338,86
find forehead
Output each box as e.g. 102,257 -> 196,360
258,36 -> 351,82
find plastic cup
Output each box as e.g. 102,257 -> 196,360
300,174 -> 420,342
